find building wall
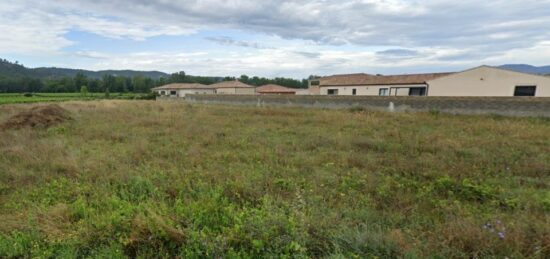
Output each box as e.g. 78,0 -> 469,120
320,84 -> 427,96
295,89 -> 312,95
258,92 -> 296,95
154,89 -> 215,97
235,88 -> 256,95
216,88 -> 237,94
308,80 -> 320,94
155,89 -> 178,97
178,89 -> 215,97
216,88 -> 255,95
184,95 -> 550,117
427,66 -> 550,97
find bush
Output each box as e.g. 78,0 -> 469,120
135,92 -> 159,100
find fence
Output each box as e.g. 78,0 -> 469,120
175,95 -> 550,117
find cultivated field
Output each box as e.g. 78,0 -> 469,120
0,93 -> 144,105
0,101 -> 548,258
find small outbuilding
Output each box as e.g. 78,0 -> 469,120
152,83 -> 216,97
211,80 -> 256,95
256,84 -> 298,95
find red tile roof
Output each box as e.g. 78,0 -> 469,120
319,72 -> 454,86
152,83 -> 214,90
256,84 -> 298,93
210,80 -> 254,88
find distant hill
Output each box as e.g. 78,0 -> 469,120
498,64 -> 550,75
0,59 -> 169,79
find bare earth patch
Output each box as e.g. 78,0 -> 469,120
1,104 -> 72,130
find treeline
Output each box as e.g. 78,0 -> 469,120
229,75 -> 309,89
0,59 -> 310,93
0,63 -> 226,93
0,73 -> 166,93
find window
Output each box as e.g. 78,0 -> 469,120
352,89 -> 357,96
409,87 -> 426,96
170,91 -> 177,96
379,88 -> 389,96
327,89 -> 339,95
160,91 -> 166,95
514,86 -> 536,96
310,80 -> 320,86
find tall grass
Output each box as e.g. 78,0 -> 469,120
0,101 -> 548,258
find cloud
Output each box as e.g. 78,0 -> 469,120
294,51 -> 321,59
1,0 -> 550,75
0,0 -> 196,54
205,36 -> 272,49
74,51 -> 109,59
6,1 -> 550,50
377,49 -> 419,57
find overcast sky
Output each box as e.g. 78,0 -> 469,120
1,0 -> 549,78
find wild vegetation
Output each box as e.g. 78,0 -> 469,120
0,101 -> 548,258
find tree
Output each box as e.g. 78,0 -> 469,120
239,75 -> 249,83
74,73 -> 88,90
169,71 -> 186,83
115,76 -> 128,92
157,77 -> 167,87
60,77 -> 76,92
87,79 -> 100,93
132,75 -> 146,93
101,74 -> 116,92
80,85 -> 88,97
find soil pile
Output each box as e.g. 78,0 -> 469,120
1,104 -> 72,130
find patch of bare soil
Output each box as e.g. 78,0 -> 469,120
1,104 -> 72,130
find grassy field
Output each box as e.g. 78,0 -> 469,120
0,101 -> 548,258
0,93 -> 143,105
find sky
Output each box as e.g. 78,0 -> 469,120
1,0 -> 549,78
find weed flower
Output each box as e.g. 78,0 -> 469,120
483,220 -> 506,240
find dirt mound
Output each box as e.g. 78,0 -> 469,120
1,104 -> 72,130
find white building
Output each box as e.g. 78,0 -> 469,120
152,83 -> 216,98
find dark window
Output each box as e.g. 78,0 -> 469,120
310,80 -> 320,86
409,87 -> 426,96
170,91 -> 177,96
514,86 -> 536,96
352,89 -> 357,95
327,89 -> 339,95
160,91 -> 166,95
379,88 -> 389,96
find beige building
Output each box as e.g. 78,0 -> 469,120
311,66 -> 550,97
427,66 -> 550,97
152,83 -> 216,97
211,80 -> 256,95
312,73 -> 451,96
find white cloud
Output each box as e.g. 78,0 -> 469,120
1,0 -> 549,75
